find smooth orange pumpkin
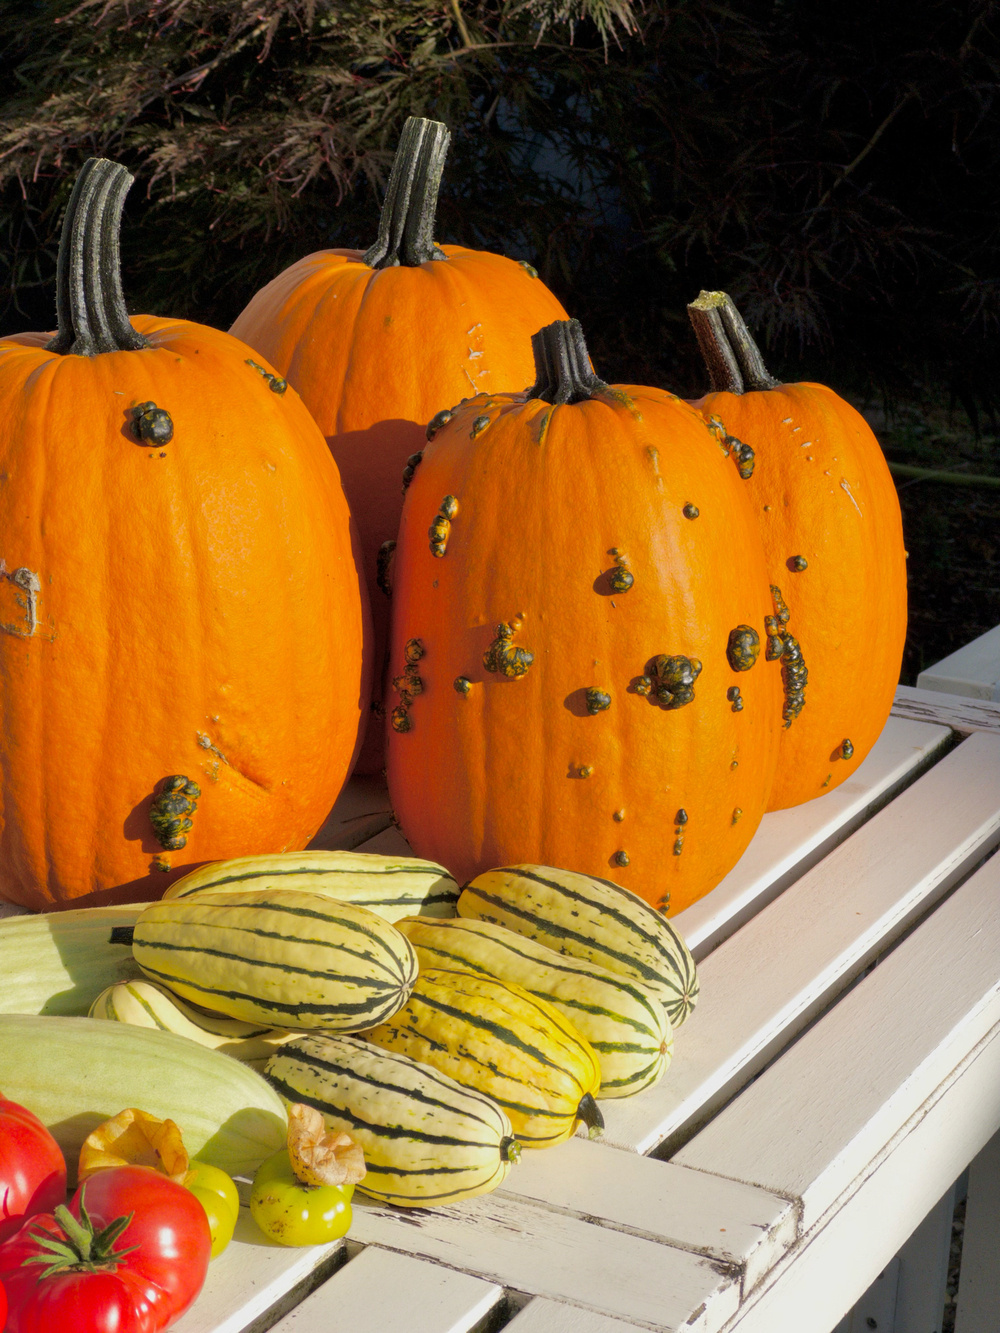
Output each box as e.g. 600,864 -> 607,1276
230,117 -> 569,772
386,319 -> 781,916
687,291 -> 907,810
0,158 -> 370,910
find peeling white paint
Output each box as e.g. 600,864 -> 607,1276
840,477 -> 863,517
0,563 -> 41,638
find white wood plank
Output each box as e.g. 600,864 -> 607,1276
954,1128 -> 1000,1333
347,1189 -> 741,1333
674,847 -> 1000,1231
498,1138 -> 797,1296
711,1013 -> 1000,1333
505,1298 -> 649,1332
269,1247 -> 503,1333
674,715 -> 951,959
891,684 -> 1000,736
599,730 -> 1000,1155
171,1208 -> 346,1333
917,625 -> 1000,702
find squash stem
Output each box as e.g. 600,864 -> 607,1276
576,1092 -> 604,1140
528,319 -> 609,405
363,117 -> 451,270
47,158 -> 149,357
687,290 -> 779,394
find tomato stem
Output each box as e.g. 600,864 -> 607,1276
23,1193 -> 139,1279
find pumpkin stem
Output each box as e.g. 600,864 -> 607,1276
686,290 -> 780,394
363,117 -> 451,270
528,319 -> 609,405
47,158 -> 149,357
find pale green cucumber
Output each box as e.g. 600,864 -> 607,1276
0,1015 -> 287,1181
0,905 -> 149,1016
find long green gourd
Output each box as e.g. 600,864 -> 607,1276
0,1016 -> 288,1182
0,905 -> 148,1016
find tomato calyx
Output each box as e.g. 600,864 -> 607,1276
23,1194 -> 139,1279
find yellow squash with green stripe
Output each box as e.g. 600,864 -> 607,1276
89,978 -> 298,1067
266,1033 -> 520,1206
396,916 -> 671,1097
363,967 -> 603,1147
164,850 -> 458,923
458,865 -> 699,1027
131,889 -> 417,1031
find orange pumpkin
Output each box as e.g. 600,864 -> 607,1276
0,158 -> 370,911
687,291 -> 907,810
385,319 -> 781,916
230,117 -> 569,772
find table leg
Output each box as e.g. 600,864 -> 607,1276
955,1129 -> 1000,1333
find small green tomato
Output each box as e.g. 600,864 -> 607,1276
250,1149 -> 354,1247
185,1159 -> 240,1259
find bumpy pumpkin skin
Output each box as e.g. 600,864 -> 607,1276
693,382 -> 907,810
0,318 -> 370,910
230,245 -> 568,771
386,378 -> 782,916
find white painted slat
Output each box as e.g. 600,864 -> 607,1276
170,1210 -> 346,1333
917,625 -> 1000,702
268,1247 -> 503,1333
498,1138 -> 796,1296
674,847 -> 1000,1231
505,1298 -> 648,1332
674,715 -> 950,959
347,1189 -> 741,1333
599,731 -> 1000,1154
891,684 -> 1000,736
712,1013 -> 1000,1333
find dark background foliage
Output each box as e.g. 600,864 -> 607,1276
2,0 -> 998,681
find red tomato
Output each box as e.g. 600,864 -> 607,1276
0,1164 -> 211,1333
0,1097 -> 67,1243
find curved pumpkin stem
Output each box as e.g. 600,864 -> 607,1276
47,158 -> 149,357
363,117 -> 451,270
528,319 -> 609,405
686,290 -> 780,394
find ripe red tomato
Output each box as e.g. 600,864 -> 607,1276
0,1097 -> 67,1242
0,1164 -> 211,1333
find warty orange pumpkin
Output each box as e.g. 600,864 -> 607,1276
229,116 -> 569,772
385,318 -> 781,915
686,291 -> 907,810
0,158 -> 370,910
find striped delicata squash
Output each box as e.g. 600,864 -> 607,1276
130,889 -> 417,1031
89,978 -> 298,1068
362,967 -> 604,1147
266,1033 -> 520,1206
396,915 -> 672,1098
163,850 -> 459,923
458,865 -> 699,1028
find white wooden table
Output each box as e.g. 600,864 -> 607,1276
8,683 -> 1000,1333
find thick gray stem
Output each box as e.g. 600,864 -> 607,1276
363,117 -> 451,269
47,158 -> 148,357
687,290 -> 780,394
